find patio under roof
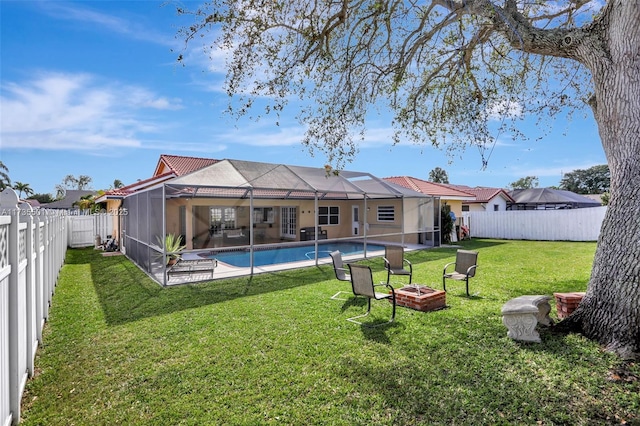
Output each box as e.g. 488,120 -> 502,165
164,159 -> 428,199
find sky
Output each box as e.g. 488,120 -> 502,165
0,1 -> 607,197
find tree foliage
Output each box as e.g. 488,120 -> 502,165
55,185 -> 66,200
60,174 -> 93,191
429,167 -> 449,184
440,204 -> 454,244
178,0 -> 596,170
560,165 -> 610,194
13,181 -> 34,199
73,193 -> 103,213
28,193 -> 55,204
508,176 -> 538,190
0,161 -> 10,190
179,1 -> 640,358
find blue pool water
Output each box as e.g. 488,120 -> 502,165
204,242 -> 385,268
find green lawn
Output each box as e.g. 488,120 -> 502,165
21,240 -> 639,425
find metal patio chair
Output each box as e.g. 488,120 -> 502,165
346,264 -> 396,326
383,245 -> 412,285
330,250 -> 351,300
442,249 -> 478,296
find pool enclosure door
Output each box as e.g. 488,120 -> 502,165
280,207 -> 297,239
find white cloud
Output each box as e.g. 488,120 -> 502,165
0,72 -> 182,151
215,124 -> 305,147
487,99 -> 524,120
512,161 -> 604,179
39,1 -> 176,47
125,87 -> 184,110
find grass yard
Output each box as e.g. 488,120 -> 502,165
20,239 -> 639,425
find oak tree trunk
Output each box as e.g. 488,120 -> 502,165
559,1 -> 640,359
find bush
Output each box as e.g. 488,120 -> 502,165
441,204 -> 454,244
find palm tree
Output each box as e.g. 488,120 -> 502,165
113,179 -> 124,189
0,161 -> 10,190
74,194 -> 96,212
13,181 -> 34,199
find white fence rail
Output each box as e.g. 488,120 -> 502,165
464,206 -> 607,241
68,213 -> 113,248
0,189 -> 67,426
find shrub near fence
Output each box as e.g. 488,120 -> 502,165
464,206 -> 606,241
0,189 -> 67,426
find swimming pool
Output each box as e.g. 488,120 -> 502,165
201,242 -> 385,268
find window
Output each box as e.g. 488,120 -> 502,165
318,206 -> 339,225
462,205 -> 470,212
210,207 -> 237,234
493,204 -> 500,211
253,207 -> 275,223
377,206 -> 395,222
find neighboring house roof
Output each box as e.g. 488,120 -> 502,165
95,172 -> 177,203
582,194 -> 605,205
383,176 -> 476,200
24,199 -> 41,208
444,184 -> 514,203
42,190 -> 97,209
153,154 -> 219,177
162,159 -> 429,199
508,188 -> 602,208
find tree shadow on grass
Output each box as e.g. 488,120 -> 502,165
73,241 -> 509,327
69,248 -> 336,326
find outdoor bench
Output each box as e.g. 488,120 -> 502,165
223,229 -> 249,245
501,295 -> 554,343
167,258 -> 217,280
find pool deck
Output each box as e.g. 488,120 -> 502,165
157,242 -> 428,286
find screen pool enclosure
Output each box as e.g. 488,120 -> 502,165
120,159 -> 439,285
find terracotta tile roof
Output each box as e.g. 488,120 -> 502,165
383,176 -> 476,199
96,172 -> 177,202
99,154 -> 218,202
154,154 -> 219,177
99,154 -> 217,201
444,184 -> 514,203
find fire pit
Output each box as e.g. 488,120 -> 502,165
393,285 -> 446,312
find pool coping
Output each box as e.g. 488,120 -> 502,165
157,241 -> 427,286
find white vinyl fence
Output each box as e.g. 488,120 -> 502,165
68,213 -> 113,247
0,189 -> 67,426
464,206 -> 607,241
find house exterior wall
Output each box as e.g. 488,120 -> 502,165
464,196 -> 509,212
165,196 -> 426,248
444,200 -> 464,217
104,199 -> 123,241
